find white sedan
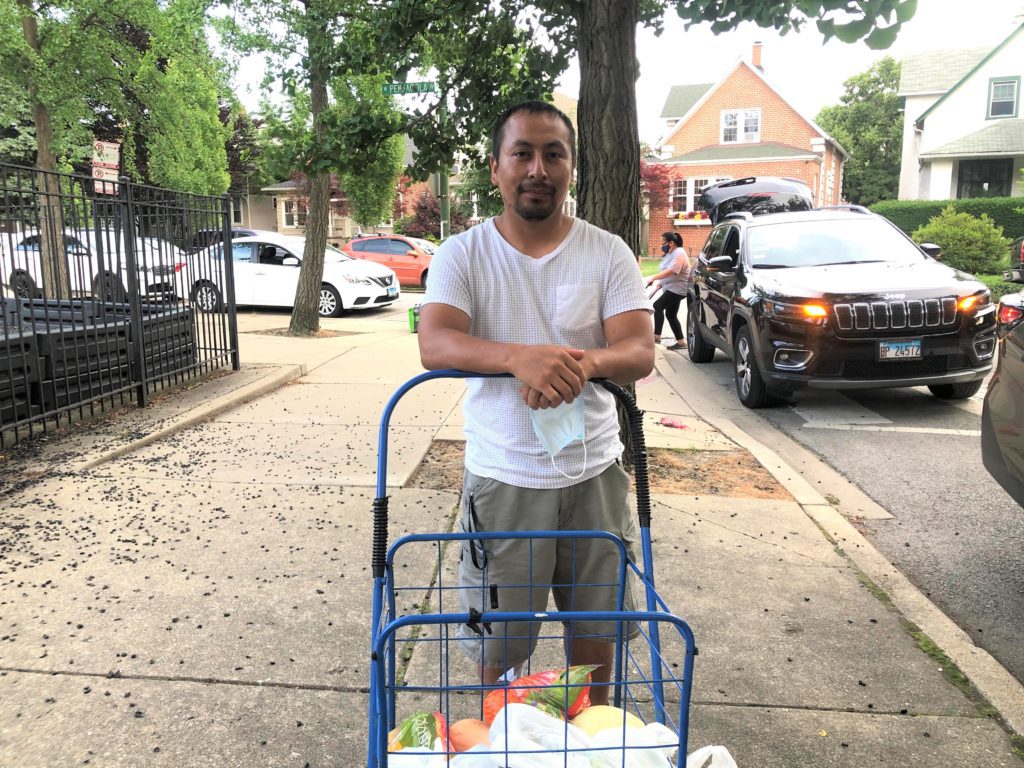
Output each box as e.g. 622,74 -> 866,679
187,234 -> 400,316
1,228 -> 187,301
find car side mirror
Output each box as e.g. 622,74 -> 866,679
282,256 -> 300,267
920,242 -> 942,260
407,249 -> 418,257
707,255 -> 736,272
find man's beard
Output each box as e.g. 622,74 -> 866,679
514,183 -> 558,220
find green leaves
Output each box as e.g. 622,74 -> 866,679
678,0 -> 917,48
815,56 -> 902,206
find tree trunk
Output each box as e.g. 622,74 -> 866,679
288,21 -> 331,336
574,0 -> 641,254
575,0 -> 643,470
20,0 -> 70,298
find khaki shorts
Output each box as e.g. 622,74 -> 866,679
456,462 -> 639,668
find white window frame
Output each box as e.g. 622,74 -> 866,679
988,78 -> 1019,119
720,109 -> 761,144
283,199 -> 307,228
668,177 -> 731,215
669,179 -> 687,214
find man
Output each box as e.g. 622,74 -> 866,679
418,101 -> 654,702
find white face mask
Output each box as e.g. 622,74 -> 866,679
529,395 -> 587,480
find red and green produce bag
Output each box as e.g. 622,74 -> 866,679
387,711 -> 449,752
482,665 -> 599,725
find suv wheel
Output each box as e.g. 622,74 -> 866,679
928,381 -> 983,400
733,326 -> 777,408
686,300 -> 715,363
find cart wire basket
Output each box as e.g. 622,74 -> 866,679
369,370 -> 697,767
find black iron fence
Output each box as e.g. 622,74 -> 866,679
0,163 -> 239,448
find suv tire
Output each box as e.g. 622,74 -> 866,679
686,300 -> 715,363
928,381 -> 983,400
733,325 -> 777,408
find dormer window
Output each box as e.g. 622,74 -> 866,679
721,109 -> 761,143
988,77 -> 1019,118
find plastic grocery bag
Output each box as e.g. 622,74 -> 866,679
386,746 -> 448,768
686,745 -> 739,768
488,703 -> 592,767
587,722 -> 679,768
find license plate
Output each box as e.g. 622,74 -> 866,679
878,338 -> 922,360
387,286 -> 397,297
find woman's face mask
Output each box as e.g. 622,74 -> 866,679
661,243 -> 671,254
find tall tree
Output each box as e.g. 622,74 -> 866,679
2,0 -> 233,291
816,56 -> 903,206
217,0 -> 569,334
221,0 -> 914,334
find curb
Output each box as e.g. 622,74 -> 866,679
653,353 -> 1024,737
77,364 -> 307,471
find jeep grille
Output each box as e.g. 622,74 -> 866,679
833,297 -> 957,331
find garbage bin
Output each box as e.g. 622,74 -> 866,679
408,303 -> 422,333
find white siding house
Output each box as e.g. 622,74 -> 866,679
898,22 -> 1024,201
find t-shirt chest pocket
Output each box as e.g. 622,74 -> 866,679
555,283 -> 600,330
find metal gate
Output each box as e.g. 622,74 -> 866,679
0,163 -> 239,448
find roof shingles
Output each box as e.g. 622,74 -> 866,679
664,142 -> 815,163
921,119 -> 1024,158
660,84 -> 714,119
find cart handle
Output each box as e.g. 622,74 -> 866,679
372,370 -> 651,579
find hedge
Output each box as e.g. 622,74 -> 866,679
870,197 -> 1024,239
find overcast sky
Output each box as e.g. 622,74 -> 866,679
232,0 -> 1022,146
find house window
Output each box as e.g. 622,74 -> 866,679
721,109 -> 761,143
669,177 -> 731,214
283,200 -> 307,228
957,159 -> 1014,198
988,77 -> 1020,118
232,197 -> 243,225
669,180 -> 687,213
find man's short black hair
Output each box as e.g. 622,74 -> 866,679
490,100 -> 576,165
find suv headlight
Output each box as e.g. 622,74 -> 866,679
763,299 -> 828,322
958,290 -> 990,311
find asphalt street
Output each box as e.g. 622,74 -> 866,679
682,350 -> 1024,686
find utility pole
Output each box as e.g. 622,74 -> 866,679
382,80 -> 450,240
438,101 -> 450,241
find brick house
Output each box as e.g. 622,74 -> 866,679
647,44 -> 847,257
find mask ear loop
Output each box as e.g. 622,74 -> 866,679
550,439 -> 587,481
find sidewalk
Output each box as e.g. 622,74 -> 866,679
0,298 -> 1020,767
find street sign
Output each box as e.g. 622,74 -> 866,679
382,81 -> 436,95
92,140 -> 120,168
92,140 -> 121,195
92,166 -> 119,196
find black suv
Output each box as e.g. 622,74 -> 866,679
686,206 -> 997,407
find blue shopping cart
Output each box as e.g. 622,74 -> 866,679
368,371 -> 697,766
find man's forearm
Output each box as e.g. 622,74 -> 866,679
419,326 -> 519,374
584,339 -> 655,385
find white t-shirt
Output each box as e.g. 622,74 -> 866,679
422,217 -> 651,489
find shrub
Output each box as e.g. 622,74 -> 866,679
910,205 -> 1010,274
872,197 -> 1024,240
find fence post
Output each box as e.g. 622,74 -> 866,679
221,195 -> 240,371
121,177 -> 148,407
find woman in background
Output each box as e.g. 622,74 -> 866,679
646,231 -> 690,350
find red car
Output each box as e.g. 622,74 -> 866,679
341,235 -> 435,288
